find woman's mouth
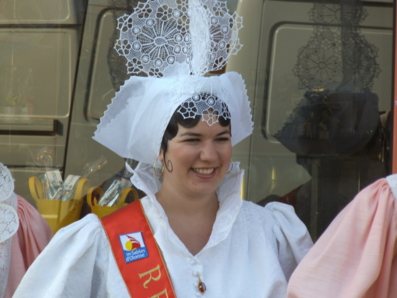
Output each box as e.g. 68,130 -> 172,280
192,168 -> 215,175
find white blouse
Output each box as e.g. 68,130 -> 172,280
13,163 -> 313,298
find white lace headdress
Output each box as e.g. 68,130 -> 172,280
0,164 -> 19,297
93,0 -> 253,165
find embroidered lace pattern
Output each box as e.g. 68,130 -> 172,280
115,0 -> 242,77
113,0 -> 242,125
177,92 -> 231,125
293,1 -> 380,91
167,73 -> 233,125
0,163 -> 18,298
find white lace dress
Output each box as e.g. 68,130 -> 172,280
13,163 -> 313,298
0,164 -> 19,298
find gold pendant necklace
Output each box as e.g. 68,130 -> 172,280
197,276 -> 207,294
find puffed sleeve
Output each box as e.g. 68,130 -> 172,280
13,214 -> 111,298
287,178 -> 397,298
265,202 -> 313,280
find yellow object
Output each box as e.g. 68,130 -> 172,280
29,176 -> 89,234
87,186 -> 139,218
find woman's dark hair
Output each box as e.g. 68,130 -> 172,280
160,93 -> 231,154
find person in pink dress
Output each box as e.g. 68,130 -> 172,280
287,175 -> 397,298
5,195 -> 52,298
0,162 -> 52,298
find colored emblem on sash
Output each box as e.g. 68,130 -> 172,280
119,232 -> 149,263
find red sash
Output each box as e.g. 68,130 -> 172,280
101,200 -> 176,298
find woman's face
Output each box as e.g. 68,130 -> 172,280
159,119 -> 232,198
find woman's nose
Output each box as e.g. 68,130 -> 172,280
200,141 -> 217,161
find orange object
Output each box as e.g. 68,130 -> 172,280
101,201 -> 176,298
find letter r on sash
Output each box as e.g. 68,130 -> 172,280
150,289 -> 169,298
139,264 -> 162,288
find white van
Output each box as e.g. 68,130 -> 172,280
0,0 -> 394,239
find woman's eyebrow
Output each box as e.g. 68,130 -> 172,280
179,130 -> 231,137
179,132 -> 202,137
217,130 -> 231,136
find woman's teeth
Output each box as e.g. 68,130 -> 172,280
193,168 -> 214,175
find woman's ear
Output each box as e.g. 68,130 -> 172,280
158,149 -> 164,162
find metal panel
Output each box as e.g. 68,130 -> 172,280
0,29 -> 77,118
88,10 -> 122,121
64,3 -> 128,191
0,21 -> 81,204
0,0 -> 81,24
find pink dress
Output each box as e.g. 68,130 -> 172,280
5,196 -> 52,298
287,176 -> 397,298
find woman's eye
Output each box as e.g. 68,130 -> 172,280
184,139 -> 200,142
216,137 -> 230,142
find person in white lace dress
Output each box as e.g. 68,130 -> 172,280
0,164 -> 19,298
13,0 -> 313,297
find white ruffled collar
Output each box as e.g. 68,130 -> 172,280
130,161 -> 244,252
